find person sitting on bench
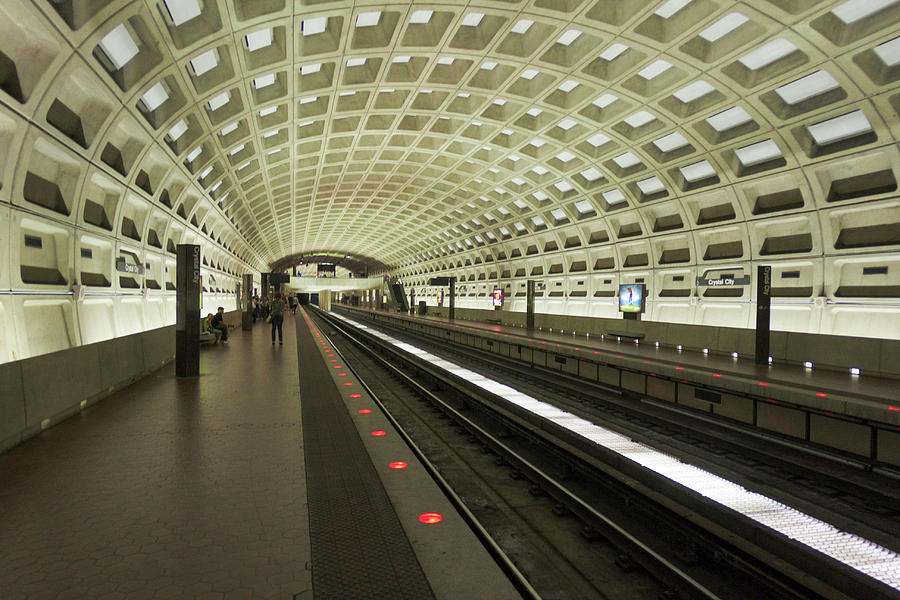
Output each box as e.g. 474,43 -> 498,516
202,313 -> 221,344
210,306 -> 229,344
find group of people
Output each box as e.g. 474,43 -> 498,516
251,292 -> 299,344
202,292 -> 300,346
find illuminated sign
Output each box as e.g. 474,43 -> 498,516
492,288 -> 503,307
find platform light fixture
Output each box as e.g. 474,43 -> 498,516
768,356 -> 774,364
677,344 -> 683,351
732,352 -> 739,358
804,361 -> 813,369
850,367 -> 861,375
702,348 -> 709,354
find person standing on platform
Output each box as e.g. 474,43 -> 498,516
269,293 -> 285,345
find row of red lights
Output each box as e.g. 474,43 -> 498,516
311,320 -> 443,526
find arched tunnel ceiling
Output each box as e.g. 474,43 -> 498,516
5,0 -> 899,274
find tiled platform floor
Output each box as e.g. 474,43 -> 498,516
0,316 -> 311,600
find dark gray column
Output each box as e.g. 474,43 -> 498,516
755,265 -> 772,366
409,289 -> 415,314
176,244 -> 201,377
242,274 -> 253,330
448,277 -> 455,321
526,280 -> 535,329
261,273 -> 270,298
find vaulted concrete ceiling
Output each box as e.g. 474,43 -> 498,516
4,0 -> 899,275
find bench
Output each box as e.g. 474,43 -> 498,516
484,318 -> 502,325
605,330 -> 644,341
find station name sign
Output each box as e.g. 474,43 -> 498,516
695,275 -> 750,287
116,257 -> 144,275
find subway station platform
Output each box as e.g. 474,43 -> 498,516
0,309 -> 519,600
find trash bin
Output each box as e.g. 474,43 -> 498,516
418,301 -> 427,315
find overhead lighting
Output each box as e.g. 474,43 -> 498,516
163,0 -> 202,26
739,38 -> 798,70
699,12 -> 749,42
599,43 -> 628,62
300,63 -> 322,75
245,28 -> 273,52
139,82 -> 168,112
511,19 -> 533,34
557,29 -> 582,46
409,10 -> 433,24
167,119 -> 188,141
186,146 -> 203,162
461,12 -> 484,27
207,91 -> 230,111
189,48 -> 219,76
253,73 -> 276,88
98,23 -> 140,70
356,11 -> 380,27
706,106 -> 753,132
301,17 -> 327,36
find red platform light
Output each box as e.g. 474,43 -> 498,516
358,409 -> 372,414
333,365 -> 342,368
389,461 -> 408,470
816,393 -> 827,398
343,382 -> 353,386
675,366 -> 684,370
889,406 -> 899,411
349,393 -> 361,398
713,373 -> 722,378
418,512 -> 443,524
330,359 -> 337,362
759,382 -> 769,386
371,430 -> 387,437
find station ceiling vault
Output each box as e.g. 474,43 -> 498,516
2,0 -> 899,276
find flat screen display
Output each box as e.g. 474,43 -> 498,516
492,288 -> 503,307
317,263 -> 335,278
618,284 -> 646,313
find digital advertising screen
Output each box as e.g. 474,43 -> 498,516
618,284 -> 646,313
492,288 -> 503,307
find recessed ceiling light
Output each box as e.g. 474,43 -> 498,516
300,62 -> 322,76
167,119 -> 188,141
409,10 -> 433,24
739,38 -> 797,70
98,23 -> 140,70
163,0 -> 202,26
189,48 -> 219,76
599,43 -> 628,62
511,19 -> 533,34
245,28 -> 273,52
699,12 -> 748,43
655,0 -> 692,19
253,73 -> 276,89
557,29 -> 582,46
356,11 -> 380,27
207,91 -> 230,111
139,82 -> 168,112
462,12 -> 484,27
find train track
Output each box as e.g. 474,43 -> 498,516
309,308 -> 900,599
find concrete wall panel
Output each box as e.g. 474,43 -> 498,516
757,403 -> 806,439
0,362 -> 25,451
809,414 -> 871,457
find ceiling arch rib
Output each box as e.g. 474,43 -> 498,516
14,0 -> 898,286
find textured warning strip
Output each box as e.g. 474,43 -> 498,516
296,309 -> 435,600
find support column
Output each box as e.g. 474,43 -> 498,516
242,274 -> 253,330
755,265 -> 772,366
409,289 -> 415,315
176,244 -> 201,378
448,277 -> 455,321
526,280 -> 535,330
261,273 -> 270,298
